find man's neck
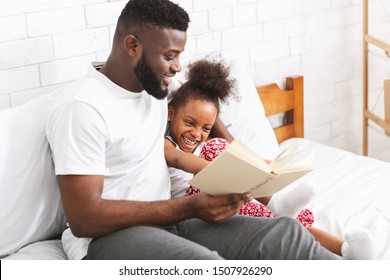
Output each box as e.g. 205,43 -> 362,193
99,56 -> 143,93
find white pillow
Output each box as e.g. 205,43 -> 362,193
219,59 -> 280,161
0,91 -> 67,258
3,240 -> 67,260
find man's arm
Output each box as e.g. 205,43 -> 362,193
210,117 -> 234,142
50,102 -> 249,239
58,175 -> 250,238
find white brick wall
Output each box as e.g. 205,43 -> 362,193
0,15 -> 26,42
26,7 -> 86,37
222,25 -> 263,49
233,3 -> 257,27
39,54 -> 96,86
257,0 -> 294,22
0,37 -> 54,69
0,94 -> 10,110
0,0 -> 389,161
0,0 -> 50,16
193,0 -> 237,11
0,65 -> 40,94
86,1 -> 126,28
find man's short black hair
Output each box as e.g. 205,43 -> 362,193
115,0 -> 190,41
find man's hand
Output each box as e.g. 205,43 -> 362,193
210,117 -> 234,142
186,192 -> 252,223
58,174 -> 252,238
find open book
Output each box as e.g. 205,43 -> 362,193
189,140 -> 311,198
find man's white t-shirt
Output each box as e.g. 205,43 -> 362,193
46,65 -> 171,260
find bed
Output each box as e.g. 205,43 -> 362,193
256,76 -> 390,260
1,61 -> 389,260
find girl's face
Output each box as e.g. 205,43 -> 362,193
168,98 -> 218,153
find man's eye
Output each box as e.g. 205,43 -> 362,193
165,56 -> 174,61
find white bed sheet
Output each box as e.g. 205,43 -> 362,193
277,138 -> 390,260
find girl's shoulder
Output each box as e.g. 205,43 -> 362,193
165,135 -> 179,149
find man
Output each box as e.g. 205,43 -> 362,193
46,0 -> 340,260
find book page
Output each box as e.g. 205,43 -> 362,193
189,147 -> 271,195
250,169 -> 311,198
270,147 -> 309,174
226,140 -> 271,173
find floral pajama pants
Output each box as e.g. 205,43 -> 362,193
185,138 -> 314,228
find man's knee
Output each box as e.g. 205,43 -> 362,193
267,216 -> 309,241
275,216 -> 302,229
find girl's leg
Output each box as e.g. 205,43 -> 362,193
307,227 -> 376,259
256,196 -> 272,205
341,230 -> 376,259
266,181 -> 317,219
198,137 -> 229,161
307,227 -> 343,256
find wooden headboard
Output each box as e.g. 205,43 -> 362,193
256,76 -> 304,143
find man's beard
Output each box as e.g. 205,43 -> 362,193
134,53 -> 168,100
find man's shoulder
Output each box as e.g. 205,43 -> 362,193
46,76 -> 102,124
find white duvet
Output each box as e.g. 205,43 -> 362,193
277,138 -> 390,260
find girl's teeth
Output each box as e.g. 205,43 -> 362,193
184,137 -> 196,145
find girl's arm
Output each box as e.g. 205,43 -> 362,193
164,138 -> 209,174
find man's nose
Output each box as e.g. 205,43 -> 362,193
171,59 -> 181,73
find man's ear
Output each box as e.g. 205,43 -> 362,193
124,34 -> 141,56
168,106 -> 174,121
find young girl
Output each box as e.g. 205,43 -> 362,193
164,57 -> 375,259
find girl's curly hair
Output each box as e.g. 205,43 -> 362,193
169,57 -> 237,113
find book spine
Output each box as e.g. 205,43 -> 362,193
247,177 -> 272,194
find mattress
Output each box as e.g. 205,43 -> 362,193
277,138 -> 390,260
